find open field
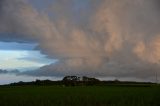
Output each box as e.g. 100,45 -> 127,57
0,85 -> 159,106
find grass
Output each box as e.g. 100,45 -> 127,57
0,85 -> 159,106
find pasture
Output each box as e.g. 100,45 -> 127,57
0,85 -> 159,106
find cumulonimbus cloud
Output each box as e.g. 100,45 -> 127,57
0,0 -> 160,81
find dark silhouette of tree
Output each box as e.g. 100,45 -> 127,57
62,76 -> 81,86
82,76 -> 100,85
8,76 -> 154,87
62,76 -> 80,81
62,76 -> 100,86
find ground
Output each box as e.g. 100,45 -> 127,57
0,85 -> 159,106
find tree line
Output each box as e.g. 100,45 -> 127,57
7,75 -> 154,87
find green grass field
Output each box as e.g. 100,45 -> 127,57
0,85 -> 159,106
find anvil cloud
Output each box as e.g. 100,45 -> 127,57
0,0 -> 160,81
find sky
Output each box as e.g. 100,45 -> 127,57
0,42 -> 55,70
0,0 -> 160,84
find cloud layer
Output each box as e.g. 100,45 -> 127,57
0,0 -> 160,81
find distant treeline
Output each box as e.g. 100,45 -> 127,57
8,76 -> 154,87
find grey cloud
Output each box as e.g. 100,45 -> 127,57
21,55 -> 158,79
0,0 -> 160,81
0,0 -> 57,43
0,69 -> 8,74
0,69 -> 20,74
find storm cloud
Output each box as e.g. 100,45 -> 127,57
0,0 -> 160,81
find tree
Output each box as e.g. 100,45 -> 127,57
62,76 -> 80,82
62,76 -> 80,86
